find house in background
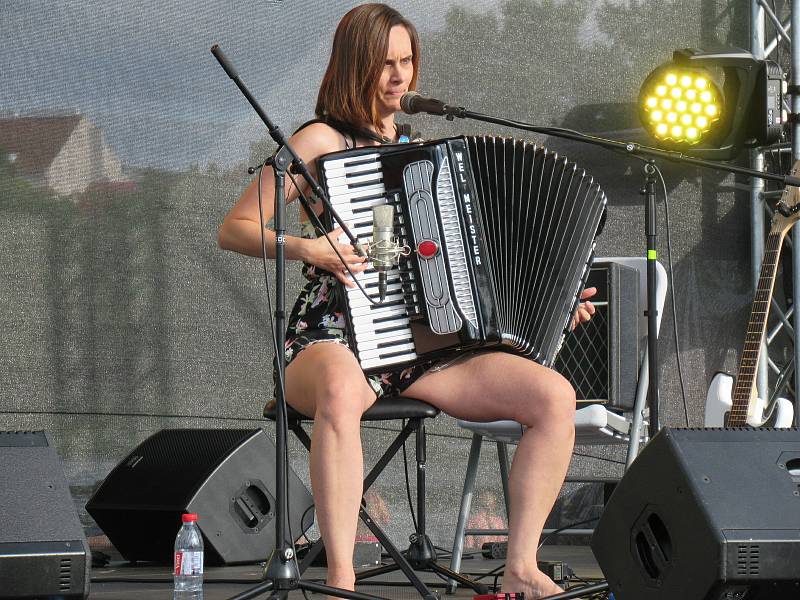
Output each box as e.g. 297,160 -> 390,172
0,114 -> 127,196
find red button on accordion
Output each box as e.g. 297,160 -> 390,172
317,136 -> 607,373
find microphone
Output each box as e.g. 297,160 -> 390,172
400,91 -> 448,116
370,205 -> 397,302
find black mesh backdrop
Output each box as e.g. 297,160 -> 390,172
1,0 -> 754,547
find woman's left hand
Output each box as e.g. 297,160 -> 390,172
571,287 -> 597,330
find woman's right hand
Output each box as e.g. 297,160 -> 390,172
304,227 -> 369,287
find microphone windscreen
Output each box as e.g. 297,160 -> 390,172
372,204 -> 394,230
400,91 -> 420,114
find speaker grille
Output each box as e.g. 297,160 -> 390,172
93,429 -> 260,507
737,544 -> 760,575
556,303 -> 609,400
554,263 -> 639,409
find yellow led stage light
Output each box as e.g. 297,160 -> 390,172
638,65 -> 723,146
638,48 -> 786,160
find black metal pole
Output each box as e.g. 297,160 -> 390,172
261,145 -> 297,588
643,161 -> 660,433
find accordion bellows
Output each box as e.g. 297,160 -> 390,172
317,136 -> 607,373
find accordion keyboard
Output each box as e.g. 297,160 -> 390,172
322,152 -> 420,371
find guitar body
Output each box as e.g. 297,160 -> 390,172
704,371 -> 794,427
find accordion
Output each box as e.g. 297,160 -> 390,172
317,136 -> 607,373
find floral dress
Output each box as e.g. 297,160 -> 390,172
283,218 -> 436,398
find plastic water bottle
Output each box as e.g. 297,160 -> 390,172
173,513 -> 203,599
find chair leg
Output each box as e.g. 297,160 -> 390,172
497,440 -> 511,520
447,432 -> 484,594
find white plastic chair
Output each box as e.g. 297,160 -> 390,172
447,257 -> 667,585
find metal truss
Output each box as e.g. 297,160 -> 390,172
751,0 -> 800,425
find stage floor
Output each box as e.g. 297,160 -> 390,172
89,545 -> 603,599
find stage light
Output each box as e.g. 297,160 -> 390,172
638,49 -> 786,160
639,63 -> 723,146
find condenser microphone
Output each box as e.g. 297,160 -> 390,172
370,205 -> 397,302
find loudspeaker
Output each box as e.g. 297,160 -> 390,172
0,431 -> 90,600
86,428 -> 314,565
554,261 -> 640,409
591,428 -> 800,600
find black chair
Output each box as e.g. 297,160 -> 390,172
265,394 -> 488,599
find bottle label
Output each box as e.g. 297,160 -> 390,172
174,551 -> 204,576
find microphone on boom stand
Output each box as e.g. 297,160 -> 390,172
400,91 -> 465,119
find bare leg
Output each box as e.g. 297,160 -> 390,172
285,342 -> 377,594
404,352 -> 575,600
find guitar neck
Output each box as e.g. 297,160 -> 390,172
729,227 -> 787,425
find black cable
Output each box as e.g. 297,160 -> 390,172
299,503 -> 319,543
400,419 -> 419,532
653,162 -> 690,427
537,516 -> 599,551
470,559 -> 507,583
571,451 -> 626,466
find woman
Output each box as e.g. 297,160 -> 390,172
219,4 -> 594,599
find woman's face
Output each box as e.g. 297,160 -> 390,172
375,25 -> 414,119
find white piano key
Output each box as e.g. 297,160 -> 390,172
327,182 -> 386,201
345,284 -> 406,300
324,161 -> 383,177
326,172 -> 383,188
344,272 -> 404,286
352,321 -> 411,339
356,342 -> 417,360
360,353 -> 418,371
356,337 -> 416,353
349,302 -> 407,318
322,154 -> 381,170
347,291 -> 405,309
352,316 -> 411,334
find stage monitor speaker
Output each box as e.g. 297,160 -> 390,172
0,431 -> 90,600
554,261 -> 640,409
591,427 -> 800,600
86,428 -> 314,565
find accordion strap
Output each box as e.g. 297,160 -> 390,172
294,117 -> 412,146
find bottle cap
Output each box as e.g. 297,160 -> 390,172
182,513 -> 198,523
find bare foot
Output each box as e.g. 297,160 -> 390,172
324,571 -> 355,600
502,568 -> 564,600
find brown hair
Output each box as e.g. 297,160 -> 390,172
316,3 -> 420,134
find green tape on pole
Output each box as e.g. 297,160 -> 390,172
648,250 -> 657,260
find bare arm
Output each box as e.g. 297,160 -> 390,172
218,123 -> 368,285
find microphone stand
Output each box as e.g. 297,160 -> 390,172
431,102 -> 800,437
210,45 -> 387,600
